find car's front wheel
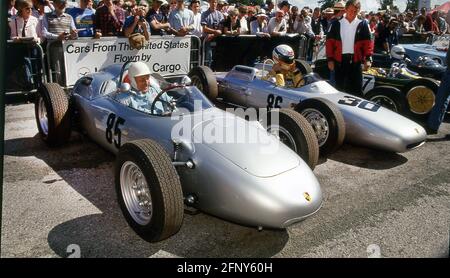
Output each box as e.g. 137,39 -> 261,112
295,98 -> 345,156
262,109 -> 319,170
115,139 -> 184,242
34,83 -> 71,147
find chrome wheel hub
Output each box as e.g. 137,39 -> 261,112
120,161 -> 153,225
38,97 -> 49,136
268,125 -> 298,153
301,109 -> 329,147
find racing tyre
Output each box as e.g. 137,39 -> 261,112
295,98 -> 345,155
295,59 -> 313,75
403,78 -> 439,117
35,83 -> 71,147
263,109 -> 319,170
115,139 -> 184,242
188,66 -> 218,101
365,86 -> 408,115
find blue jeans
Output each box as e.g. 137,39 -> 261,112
329,70 -> 336,86
427,69 -> 450,131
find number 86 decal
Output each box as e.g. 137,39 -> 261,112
338,96 -> 380,112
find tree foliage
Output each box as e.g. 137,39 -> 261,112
318,0 -> 337,10
405,0 -> 419,12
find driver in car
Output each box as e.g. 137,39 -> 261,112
265,44 -> 305,88
116,61 -> 170,114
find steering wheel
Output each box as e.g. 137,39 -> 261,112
150,90 -> 176,115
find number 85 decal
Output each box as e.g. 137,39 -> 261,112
106,113 -> 126,148
338,96 -> 381,112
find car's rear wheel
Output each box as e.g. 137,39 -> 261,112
365,86 -> 408,115
295,98 -> 345,156
262,109 -> 319,170
295,59 -> 313,75
188,66 -> 218,101
115,139 -> 184,242
35,83 -> 71,147
404,78 -> 438,116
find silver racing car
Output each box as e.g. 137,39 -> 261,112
189,60 -> 427,156
34,62 -> 322,242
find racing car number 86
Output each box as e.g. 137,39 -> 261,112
106,113 -> 126,148
338,96 -> 381,112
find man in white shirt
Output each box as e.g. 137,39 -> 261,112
268,10 -> 287,36
189,0 -> 202,37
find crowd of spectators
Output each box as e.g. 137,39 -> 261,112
6,0 -> 450,55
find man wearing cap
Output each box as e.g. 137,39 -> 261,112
268,10 -> 287,36
94,0 -> 125,37
326,0 -> 372,95
321,7 -> 334,35
278,0 -> 291,22
265,0 -> 275,18
331,0 -> 345,24
250,10 -> 269,37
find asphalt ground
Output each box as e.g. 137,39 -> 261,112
1,103 -> 450,258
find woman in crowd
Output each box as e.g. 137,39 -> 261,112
223,8 -> 241,35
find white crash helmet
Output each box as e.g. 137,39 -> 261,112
390,45 -> 405,60
272,44 -> 295,66
128,61 -> 151,89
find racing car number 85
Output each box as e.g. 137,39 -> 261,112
106,113 -> 126,148
338,96 -> 381,112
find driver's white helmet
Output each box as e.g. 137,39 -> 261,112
390,45 -> 405,60
128,61 -> 151,89
272,44 -> 295,66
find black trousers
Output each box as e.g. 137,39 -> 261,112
335,54 -> 363,96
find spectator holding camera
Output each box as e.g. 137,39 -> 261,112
10,0 -> 41,42
31,0 -> 54,20
169,0 -> 195,36
123,0 -> 150,40
94,0 -> 125,37
41,0 -> 78,41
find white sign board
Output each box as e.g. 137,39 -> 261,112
62,36 -> 192,86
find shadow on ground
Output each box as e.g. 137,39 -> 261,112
4,133 -> 289,258
328,144 -> 408,170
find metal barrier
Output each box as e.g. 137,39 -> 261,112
5,40 -> 46,93
201,34 -> 311,71
46,40 -> 66,86
189,35 -> 202,71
